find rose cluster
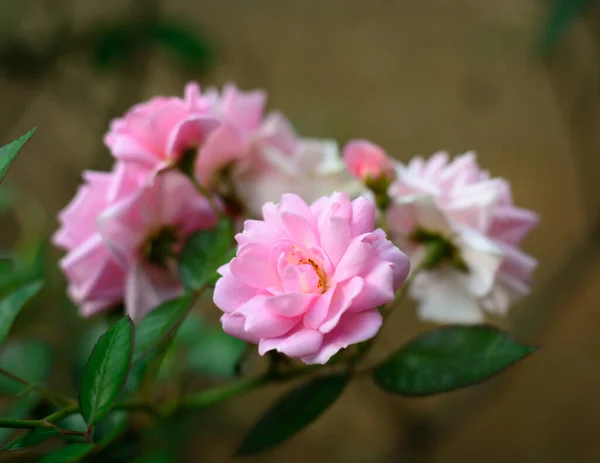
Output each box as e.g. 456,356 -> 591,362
54,82 -> 539,364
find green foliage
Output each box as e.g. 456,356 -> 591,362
0,242 -> 48,299
58,414 -> 87,435
38,443 -> 95,462
133,295 -> 193,363
0,128 -> 36,184
72,322 -> 109,391
80,318 -> 134,427
236,374 -> 349,456
178,217 -> 234,291
0,341 -> 51,445
173,313 -> 246,378
0,341 -> 51,395
93,411 -> 129,446
0,281 -> 43,345
0,395 -> 41,445
186,328 -> 246,378
373,325 -> 537,396
4,427 -> 62,451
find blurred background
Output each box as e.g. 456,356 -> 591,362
1,0 -> 600,462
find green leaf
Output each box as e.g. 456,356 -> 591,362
187,329 -> 246,378
72,322 -> 110,391
133,295 -> 193,363
236,374 -> 349,456
178,217 -> 234,291
0,281 -> 43,345
373,325 -> 538,396
0,341 -> 51,395
80,317 -> 134,427
0,128 -> 36,184
39,443 -> 95,463
4,427 -> 62,451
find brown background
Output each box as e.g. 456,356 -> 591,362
2,0 -> 600,462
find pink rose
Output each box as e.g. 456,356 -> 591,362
213,192 -> 410,364
194,83 -> 268,188
343,140 -> 396,183
98,170 -> 219,321
104,81 -> 270,190
53,169 -> 132,317
104,82 -> 220,176
387,151 -> 539,323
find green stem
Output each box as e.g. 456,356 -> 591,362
0,419 -> 45,429
178,374 -> 269,410
42,401 -> 162,425
0,400 -> 161,430
43,404 -> 79,424
178,365 -> 319,411
378,208 -> 389,234
0,364 -> 354,431
0,367 -> 76,408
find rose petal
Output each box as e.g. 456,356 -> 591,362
301,309 -> 382,364
319,276 -> 364,333
238,296 -> 298,338
265,293 -> 317,318
258,325 -> 323,358
413,270 -> 484,324
221,313 -> 260,343
214,272 -> 259,313
229,243 -> 277,288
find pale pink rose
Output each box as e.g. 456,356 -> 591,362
213,192 -> 410,364
343,139 -> 396,182
98,170 -> 218,321
233,115 -> 363,216
53,168 -> 134,317
387,151 -> 539,323
104,82 -> 220,176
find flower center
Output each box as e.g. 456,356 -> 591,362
282,246 -> 328,294
410,227 -> 468,272
297,258 -> 327,292
140,226 -> 178,268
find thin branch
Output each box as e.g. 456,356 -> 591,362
0,367 -> 77,408
0,419 -> 44,430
